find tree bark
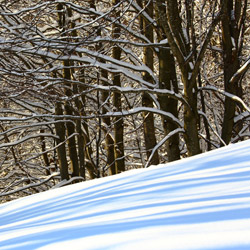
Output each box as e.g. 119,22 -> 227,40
158,48 -> 180,161
40,129 -> 51,175
90,0 -> 116,175
73,84 -> 86,179
155,3 -> 180,162
138,0 -> 159,165
58,3 -> 80,177
155,0 -> 219,156
54,102 -> 69,180
112,0 -> 125,173
79,74 -> 98,179
220,0 -> 245,145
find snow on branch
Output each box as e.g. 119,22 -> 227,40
200,85 -> 250,113
0,133 -> 59,149
77,84 -> 188,106
229,57 -> 250,84
234,111 -> 250,123
145,128 -> 185,168
1,42 -> 157,88
52,176 -> 85,189
0,172 -> 60,198
104,107 -> 183,128
0,120 -> 73,137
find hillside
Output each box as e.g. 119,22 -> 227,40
1,140 -> 250,250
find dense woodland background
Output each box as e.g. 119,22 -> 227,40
0,0 -> 249,203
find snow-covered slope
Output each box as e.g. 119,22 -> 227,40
1,140 -> 250,250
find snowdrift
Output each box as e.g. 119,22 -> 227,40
1,140 -> 250,250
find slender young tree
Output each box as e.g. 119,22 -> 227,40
138,0 -> 160,165
54,102 -> 70,180
220,0 -> 247,145
57,3 -> 80,177
155,3 -> 180,161
112,0 -> 126,173
90,0 -> 116,175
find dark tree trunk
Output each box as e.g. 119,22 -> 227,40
57,3 -> 80,177
183,81 -> 201,156
155,2 -> 180,162
73,83 -> 86,179
91,0 -> 116,175
138,0 -> 159,166
112,0 -> 125,173
79,79 -> 98,179
40,129 -> 51,175
158,47 -> 180,161
54,102 -> 69,180
155,0 -> 217,156
220,0 -> 245,145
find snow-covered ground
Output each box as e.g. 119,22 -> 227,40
1,140 -> 250,250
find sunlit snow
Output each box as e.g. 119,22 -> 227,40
1,140 -> 250,250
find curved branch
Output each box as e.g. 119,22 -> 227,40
145,128 -> 185,168
200,85 -> 250,112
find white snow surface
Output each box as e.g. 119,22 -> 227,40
1,140 -> 250,250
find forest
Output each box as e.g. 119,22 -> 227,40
0,0 -> 249,203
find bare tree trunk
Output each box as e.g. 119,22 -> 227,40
167,0 -> 201,156
183,81 -> 201,156
158,48 -> 181,161
68,7 -> 86,179
73,84 -> 86,179
79,77 -> 98,179
155,3 -> 180,162
90,0 -> 116,175
57,3 -> 79,177
220,0 -> 245,145
112,0 -> 125,173
102,91 -> 116,175
138,0 -> 159,165
40,129 -> 51,175
54,102 -> 69,180
155,0 -> 219,156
